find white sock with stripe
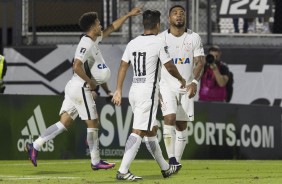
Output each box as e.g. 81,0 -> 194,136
175,128 -> 188,162
33,121 -> 66,151
144,136 -> 169,171
87,128 -> 100,165
163,124 -> 176,159
118,133 -> 142,174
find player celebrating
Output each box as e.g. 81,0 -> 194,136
159,5 -> 205,170
112,9 -> 185,181
25,7 -> 143,170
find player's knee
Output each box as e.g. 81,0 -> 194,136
164,114 -> 176,125
175,121 -> 187,131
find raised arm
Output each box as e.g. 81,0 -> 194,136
102,5 -> 143,38
112,60 -> 130,106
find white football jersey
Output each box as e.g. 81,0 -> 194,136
122,34 -> 171,90
71,34 -> 110,86
159,29 -> 204,92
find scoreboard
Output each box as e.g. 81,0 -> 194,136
217,0 -> 273,18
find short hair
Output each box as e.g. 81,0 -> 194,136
208,45 -> 221,52
143,9 -> 161,29
169,5 -> 185,15
79,12 -> 98,32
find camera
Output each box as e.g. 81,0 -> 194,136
206,54 -> 215,64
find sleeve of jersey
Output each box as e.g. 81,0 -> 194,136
121,44 -> 130,63
96,34 -> 103,43
193,34 -> 205,57
74,37 -> 92,63
159,40 -> 172,65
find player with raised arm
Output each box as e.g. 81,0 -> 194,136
25,6 -> 143,170
112,9 -> 186,181
159,5 -> 205,171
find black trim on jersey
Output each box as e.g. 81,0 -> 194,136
141,34 -> 156,36
167,28 -> 187,34
84,60 -> 92,78
80,33 -> 92,40
147,59 -> 160,131
82,87 -> 91,120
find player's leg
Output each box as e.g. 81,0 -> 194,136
174,96 -> 193,162
25,91 -> 76,167
117,90 -> 145,180
117,129 -> 143,180
144,125 -> 181,178
79,88 -> 115,170
159,88 -> 178,163
175,121 -> 188,162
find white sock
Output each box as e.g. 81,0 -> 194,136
163,125 -> 176,159
175,128 -> 188,162
144,136 -> 169,171
87,128 -> 100,165
33,121 -> 66,151
118,133 -> 142,174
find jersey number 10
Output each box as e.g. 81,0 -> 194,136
132,52 -> 146,77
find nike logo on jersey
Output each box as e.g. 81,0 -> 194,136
173,58 -> 190,64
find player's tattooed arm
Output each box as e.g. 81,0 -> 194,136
193,55 -> 205,81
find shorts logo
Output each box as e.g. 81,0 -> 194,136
17,105 -> 54,152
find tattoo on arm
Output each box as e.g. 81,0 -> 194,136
193,56 -> 205,81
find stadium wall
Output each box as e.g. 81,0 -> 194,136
3,45 -> 282,107
0,95 -> 281,160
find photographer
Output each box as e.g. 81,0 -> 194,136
199,45 -> 230,102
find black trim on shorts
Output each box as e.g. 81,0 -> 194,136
147,59 -> 160,131
82,87 -> 91,120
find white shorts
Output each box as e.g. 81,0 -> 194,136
129,87 -> 158,131
160,85 -> 194,121
59,80 -> 98,120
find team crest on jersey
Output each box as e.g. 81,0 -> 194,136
184,42 -> 192,52
173,58 -> 190,64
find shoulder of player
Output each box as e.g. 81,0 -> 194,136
78,36 -> 95,48
185,29 -> 201,37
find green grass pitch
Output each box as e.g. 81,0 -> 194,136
1,159 -> 282,184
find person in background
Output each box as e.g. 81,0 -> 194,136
0,54 -> 7,93
233,18 -> 249,33
25,6 -> 143,170
158,5 -> 205,171
112,9 -> 185,181
199,45 -> 230,102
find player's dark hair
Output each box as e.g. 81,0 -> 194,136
143,9 -> 161,29
79,12 -> 98,32
169,5 -> 185,15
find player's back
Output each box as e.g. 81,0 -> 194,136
125,35 -> 168,89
